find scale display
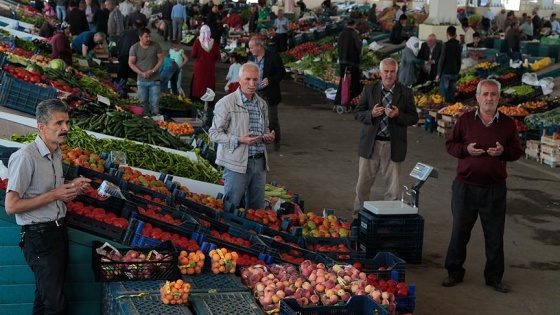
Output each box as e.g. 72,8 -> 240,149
409,163 -> 434,181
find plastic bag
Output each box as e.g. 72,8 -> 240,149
522,72 -> 539,86
324,87 -> 337,100
368,41 -> 383,51
539,77 -> 554,95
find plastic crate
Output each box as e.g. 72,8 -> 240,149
279,295 -> 389,315
117,294 -> 192,315
102,280 -> 163,315
303,74 -> 327,91
0,145 -> 19,166
121,181 -> 174,204
67,212 -> 127,243
182,272 -> 248,294
0,189 -> 6,207
65,165 -> 121,185
395,294 -> 416,313
180,205 -> 229,234
304,237 -> 356,260
189,291 -> 264,315
261,225 -> 307,247
334,251 -> 407,282
134,200 -> 200,236
358,211 -> 424,239
92,240 -> 178,282
0,73 -> 57,115
218,211 -> 264,234
358,235 -> 423,265
260,234 -> 313,259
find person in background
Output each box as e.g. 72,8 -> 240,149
159,56 -> 181,94
296,0 -> 306,12
367,3 -> 377,25
141,1 -> 152,18
51,21 -> 72,65
56,0 -> 68,21
395,4 -> 406,22
505,21 -> 521,60
65,0 -> 89,35
495,9 -> 507,32
467,32 -> 485,48
352,58 -> 419,223
5,99 -> 91,315
200,0 -> 213,23
436,26 -> 461,104
334,19 -> 361,108
389,14 -> 409,44
171,0 -> 186,40
321,0 -> 337,16
44,0 -> 57,18
209,62 -> 276,210
399,36 -> 424,87
520,15 -> 533,40
256,0 -> 271,32
168,39 -> 188,94
206,4 -> 223,43
190,25 -> 221,103
273,9 -> 289,53
247,36 -> 285,151
39,15 -> 58,38
248,5 -> 258,33
532,9 -> 542,39
93,0 -> 110,36
461,18 -> 474,45
119,0 -> 134,22
71,30 -> 106,57
116,20 -> 141,87
84,0 -> 98,32
442,79 -> 523,294
128,3 -> 148,28
161,0 -> 173,41
504,11 -> 516,33
417,33 -> 442,84
107,0 -> 125,39
550,13 -> 560,34
456,7 -> 466,23
129,27 -> 164,115
225,52 -> 242,94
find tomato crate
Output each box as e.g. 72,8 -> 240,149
121,181 -> 174,205
261,225 -> 307,247
358,211 -> 425,239
133,210 -> 200,241
218,211 -> 264,234
175,194 -> 220,216
65,165 -> 121,185
75,193 -> 137,219
333,251 -> 407,282
182,272 -> 248,294
280,295 -> 389,315
67,212 -> 127,243
179,205 -> 229,234
304,237 -> 356,260
189,291 -> 264,315
92,240 -> 178,282
0,73 -> 57,115
204,233 -> 266,259
116,294 -> 193,315
102,280 -> 163,315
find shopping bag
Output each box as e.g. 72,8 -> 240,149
341,67 -> 351,106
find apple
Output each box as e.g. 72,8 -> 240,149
337,289 -> 345,297
341,292 -> 351,301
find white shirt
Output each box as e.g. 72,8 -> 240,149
119,1 -> 134,17
483,9 -> 495,21
551,20 -> 560,34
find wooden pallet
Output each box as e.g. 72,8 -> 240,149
413,118 -> 426,128
437,126 -> 452,137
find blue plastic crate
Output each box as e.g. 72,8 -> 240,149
280,295 -> 389,315
218,211 -> 264,234
0,73 -> 57,115
182,272 -> 248,294
395,294 -> 416,313
189,291 -> 264,315
117,294 -> 193,315
303,75 -> 328,91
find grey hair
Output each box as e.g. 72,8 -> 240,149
239,61 -> 260,77
476,79 -> 501,95
249,36 -> 264,47
380,58 -> 399,73
36,99 -> 70,125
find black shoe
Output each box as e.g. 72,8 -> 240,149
486,280 -> 508,293
441,276 -> 463,287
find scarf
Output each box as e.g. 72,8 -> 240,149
199,25 -> 213,52
406,36 -> 420,56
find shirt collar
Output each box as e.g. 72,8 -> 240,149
381,83 -> 395,94
35,135 -> 60,158
241,91 -> 257,105
474,107 -> 500,124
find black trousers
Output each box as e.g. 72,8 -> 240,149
257,91 -> 281,145
444,180 -> 507,283
274,33 -> 288,53
22,225 -> 69,315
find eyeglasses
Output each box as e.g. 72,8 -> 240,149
95,42 -> 103,46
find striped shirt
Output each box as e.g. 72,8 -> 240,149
242,93 -> 265,156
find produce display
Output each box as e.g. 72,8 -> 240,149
178,250 -> 205,275
209,248 -> 238,274
498,106 -> 530,116
438,103 -> 475,117
156,121 -> 195,136
66,199 -> 129,229
160,279 -> 191,305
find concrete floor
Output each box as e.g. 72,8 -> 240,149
1,32 -> 560,314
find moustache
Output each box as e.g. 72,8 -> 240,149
59,132 -> 68,137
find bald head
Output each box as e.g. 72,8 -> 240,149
427,34 -> 436,47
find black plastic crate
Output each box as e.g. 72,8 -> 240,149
333,251 -> 407,282
218,211 -> 264,234
179,205 -> 229,234
189,291 -> 264,315
174,194 -> 219,215
304,237 -> 355,260
261,225 -> 306,247
0,73 -> 57,115
279,295 -> 389,315
182,272 -> 248,294
0,145 -> 19,166
395,294 -> 416,313
134,210 -> 200,242
102,280 -> 163,315
65,165 -> 121,185
75,193 -> 136,219
67,212 -> 127,243
259,235 -> 314,259
121,181 -> 174,204
358,211 -> 424,238
92,240 -> 178,282
358,236 -> 423,265
117,294 -> 193,315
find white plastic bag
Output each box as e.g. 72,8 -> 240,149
522,72 -> 540,86
539,77 -> 554,95
368,41 -> 383,51
324,87 -> 337,100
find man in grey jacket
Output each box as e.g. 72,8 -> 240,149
209,62 -> 276,210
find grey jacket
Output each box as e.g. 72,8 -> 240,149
209,89 -> 270,173
354,81 -> 419,162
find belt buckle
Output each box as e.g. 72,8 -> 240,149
55,219 -> 62,227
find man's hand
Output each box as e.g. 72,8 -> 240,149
239,131 -> 262,145
371,104 -> 384,117
487,142 -> 504,157
467,143 -> 485,156
262,130 -> 275,144
435,75 -> 440,82
385,106 -> 399,118
53,183 -> 79,202
70,176 -> 92,195
262,77 -> 269,88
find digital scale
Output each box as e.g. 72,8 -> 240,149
364,162 -> 438,215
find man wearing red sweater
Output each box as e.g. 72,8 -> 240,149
442,79 -> 523,293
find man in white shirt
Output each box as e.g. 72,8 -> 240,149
119,0 -> 133,18
550,13 -> 560,34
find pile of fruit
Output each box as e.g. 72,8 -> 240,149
498,106 -> 530,116
209,248 -> 238,274
438,102 -> 468,116
157,121 -> 195,136
139,223 -> 200,251
97,248 -> 174,280
159,279 -> 191,305
520,100 -> 548,113
283,212 -> 351,238
474,62 -> 499,69
178,250 -> 205,275
66,200 -> 129,229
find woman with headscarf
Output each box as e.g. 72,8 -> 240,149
51,21 -> 73,65
398,36 -> 424,87
190,25 -> 221,103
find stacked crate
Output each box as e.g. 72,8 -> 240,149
525,140 -> 541,161
539,132 -> 560,167
436,114 -> 454,137
356,210 -> 424,264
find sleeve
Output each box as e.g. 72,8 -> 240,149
437,43 -> 447,76
353,86 -> 373,124
266,52 -> 285,85
128,44 -> 137,57
6,154 -> 33,197
395,87 -> 419,126
208,100 -> 238,150
445,116 -> 469,159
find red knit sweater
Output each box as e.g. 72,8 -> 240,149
445,110 -> 523,186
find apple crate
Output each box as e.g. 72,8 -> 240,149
182,272 -> 248,294
259,234 -> 312,260
280,295 -> 389,315
92,240 -> 178,282
190,291 -> 264,315
261,225 -> 307,247
175,194 -> 221,217
332,251 -> 407,283
116,294 -> 193,315
102,280 -> 164,315
304,237 -> 357,260
218,211 -> 264,234
358,211 -> 424,239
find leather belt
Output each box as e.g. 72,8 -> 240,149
248,153 -> 264,159
22,218 -> 65,232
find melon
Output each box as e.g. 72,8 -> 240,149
26,63 -> 43,74
49,59 -> 66,70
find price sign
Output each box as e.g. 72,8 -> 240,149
97,95 -> 111,106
